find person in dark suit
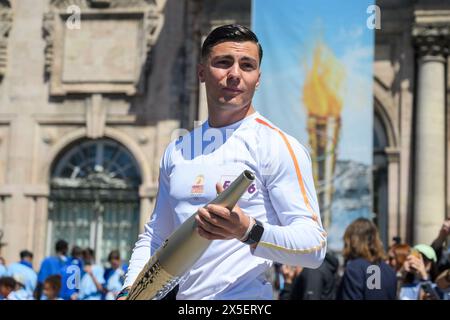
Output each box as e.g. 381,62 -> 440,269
337,218 -> 397,300
290,251 -> 339,300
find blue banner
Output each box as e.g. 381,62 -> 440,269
252,0 -> 375,251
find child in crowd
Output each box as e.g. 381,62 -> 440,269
43,275 -> 63,300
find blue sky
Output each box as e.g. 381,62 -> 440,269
252,0 -> 374,165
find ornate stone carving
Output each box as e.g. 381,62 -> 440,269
137,132 -> 149,145
412,24 -> 450,57
0,1 -> 12,79
42,129 -> 55,145
42,12 -> 55,77
43,0 -> 167,95
48,0 -> 163,9
49,0 -> 89,9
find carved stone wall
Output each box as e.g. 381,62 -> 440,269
0,0 -> 175,264
0,0 -> 12,79
43,0 -> 166,95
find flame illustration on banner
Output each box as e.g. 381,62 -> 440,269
303,41 -> 345,229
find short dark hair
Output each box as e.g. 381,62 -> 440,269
108,250 -> 121,261
20,250 -> 33,260
44,275 -> 62,293
201,24 -> 263,64
71,246 -> 83,258
0,276 -> 16,289
83,248 -> 95,259
55,240 -> 68,254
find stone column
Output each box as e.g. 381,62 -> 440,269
412,25 -> 449,244
385,147 -> 400,243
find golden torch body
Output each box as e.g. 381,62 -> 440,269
302,41 -> 345,230
127,170 -> 255,300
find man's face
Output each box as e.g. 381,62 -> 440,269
198,41 -> 261,112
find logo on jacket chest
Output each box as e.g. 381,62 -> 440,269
190,174 -> 205,195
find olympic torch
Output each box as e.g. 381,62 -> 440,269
127,170 -> 255,300
302,41 -> 345,230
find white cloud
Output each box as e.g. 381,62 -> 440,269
340,44 -> 373,111
337,26 -> 364,41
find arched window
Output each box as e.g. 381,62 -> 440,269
48,139 -> 141,263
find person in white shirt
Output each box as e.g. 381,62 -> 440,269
104,250 -> 126,300
78,248 -> 105,300
119,24 -> 327,300
0,276 -> 33,300
6,250 -> 37,298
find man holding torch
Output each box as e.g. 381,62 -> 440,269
119,24 -> 327,300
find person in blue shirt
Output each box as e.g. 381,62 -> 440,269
36,239 -> 68,299
103,250 -> 127,300
60,246 -> 84,300
6,250 -> 37,298
78,248 -> 105,300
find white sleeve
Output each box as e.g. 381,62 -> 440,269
123,150 -> 175,289
252,134 -> 327,268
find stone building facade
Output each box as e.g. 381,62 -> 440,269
373,0 -> 450,247
0,0 -> 448,265
0,0 -> 193,264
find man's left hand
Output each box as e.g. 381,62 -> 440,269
195,183 -> 251,240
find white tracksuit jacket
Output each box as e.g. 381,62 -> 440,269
124,111 -> 327,299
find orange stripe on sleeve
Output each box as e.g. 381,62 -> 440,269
255,118 -> 320,223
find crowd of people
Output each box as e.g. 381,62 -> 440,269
0,218 -> 449,300
0,240 -> 127,300
276,218 -> 450,300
